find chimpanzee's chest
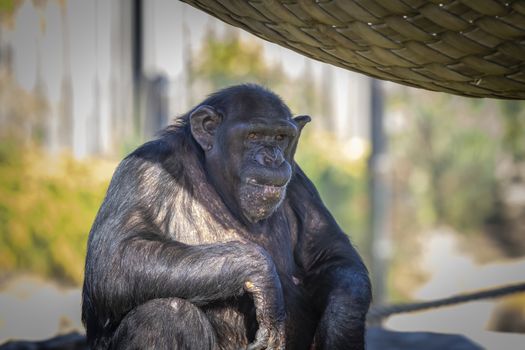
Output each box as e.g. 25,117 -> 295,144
168,196 -> 300,273
246,211 -> 298,278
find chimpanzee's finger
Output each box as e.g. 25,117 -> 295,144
265,322 -> 286,350
246,326 -> 269,350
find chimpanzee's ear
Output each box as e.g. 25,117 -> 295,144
287,115 -> 312,160
189,105 -> 222,152
293,115 -> 311,132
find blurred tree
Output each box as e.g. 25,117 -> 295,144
484,100 -> 525,257
0,66 -> 48,146
389,91 -> 499,235
191,28 -> 285,92
0,33 -> 109,285
386,88 -> 525,299
499,100 -> 525,163
0,0 -> 23,29
0,143 -> 111,285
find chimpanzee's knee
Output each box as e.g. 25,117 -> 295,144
111,298 -> 217,350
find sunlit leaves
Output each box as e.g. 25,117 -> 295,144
0,143 -> 113,285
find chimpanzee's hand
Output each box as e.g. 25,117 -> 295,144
234,242 -> 286,350
244,279 -> 286,350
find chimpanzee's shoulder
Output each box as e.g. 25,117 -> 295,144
127,138 -> 174,163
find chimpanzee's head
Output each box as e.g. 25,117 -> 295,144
189,84 -> 310,223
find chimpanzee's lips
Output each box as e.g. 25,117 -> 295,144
246,178 -> 285,191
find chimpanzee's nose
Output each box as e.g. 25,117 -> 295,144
255,147 -> 284,168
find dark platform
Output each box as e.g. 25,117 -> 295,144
0,327 -> 483,350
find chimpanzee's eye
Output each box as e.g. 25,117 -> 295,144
248,132 -> 258,140
275,134 -> 286,141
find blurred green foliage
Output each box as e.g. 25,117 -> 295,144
192,29 -> 285,89
389,91 -> 500,234
387,89 -> 525,299
0,0 -> 21,25
499,100 -> 525,162
0,142 -> 111,285
295,130 -> 368,249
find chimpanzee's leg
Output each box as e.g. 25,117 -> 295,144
111,298 -> 217,350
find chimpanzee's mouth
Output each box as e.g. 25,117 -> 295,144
246,178 -> 285,191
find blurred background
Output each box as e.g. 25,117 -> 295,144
0,0 -> 524,348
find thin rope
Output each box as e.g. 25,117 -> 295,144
367,281 -> 525,325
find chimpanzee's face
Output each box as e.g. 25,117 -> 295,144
189,87 -> 310,223
222,114 -> 298,222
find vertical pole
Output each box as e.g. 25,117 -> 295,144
367,79 -> 390,306
132,0 -> 143,140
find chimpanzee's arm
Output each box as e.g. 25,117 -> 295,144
89,231 -> 278,307
288,167 -> 372,350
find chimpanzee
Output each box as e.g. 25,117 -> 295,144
82,84 -> 371,350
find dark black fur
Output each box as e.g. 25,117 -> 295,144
82,84 -> 371,349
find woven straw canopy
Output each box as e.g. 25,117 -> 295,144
183,0 -> 525,99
